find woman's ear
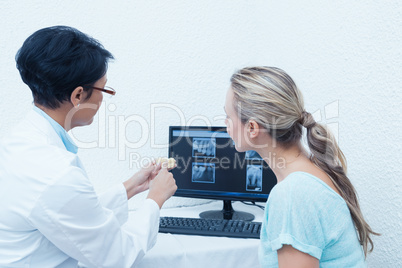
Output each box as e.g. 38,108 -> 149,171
70,86 -> 84,108
247,119 -> 260,139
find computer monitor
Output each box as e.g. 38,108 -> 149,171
168,126 -> 277,221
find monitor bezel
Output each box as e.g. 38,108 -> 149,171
168,125 -> 270,202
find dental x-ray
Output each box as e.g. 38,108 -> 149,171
192,138 -> 216,158
245,150 -> 262,160
192,163 -> 215,183
246,165 -> 263,191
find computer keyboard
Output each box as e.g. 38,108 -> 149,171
159,216 -> 262,239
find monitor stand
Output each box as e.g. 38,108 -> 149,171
199,200 -> 255,221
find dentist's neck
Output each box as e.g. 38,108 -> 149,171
34,103 -> 74,131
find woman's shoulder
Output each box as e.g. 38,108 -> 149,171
271,171 -> 324,192
267,172 -> 351,231
269,171 -> 345,206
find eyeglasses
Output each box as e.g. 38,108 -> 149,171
84,86 -> 116,97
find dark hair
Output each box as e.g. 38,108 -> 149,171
16,26 -> 114,109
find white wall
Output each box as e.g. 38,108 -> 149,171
0,1 -> 400,267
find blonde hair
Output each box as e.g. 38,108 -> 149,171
230,66 -> 378,257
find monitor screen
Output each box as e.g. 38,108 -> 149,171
168,126 -> 277,204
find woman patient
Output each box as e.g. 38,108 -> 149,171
223,66 -> 378,267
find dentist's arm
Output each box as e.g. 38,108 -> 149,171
27,165 -> 176,268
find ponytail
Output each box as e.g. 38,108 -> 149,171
301,111 -> 379,257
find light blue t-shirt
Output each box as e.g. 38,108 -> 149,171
259,172 -> 366,267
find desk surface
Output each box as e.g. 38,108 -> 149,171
134,201 -> 264,268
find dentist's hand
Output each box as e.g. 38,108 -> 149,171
123,159 -> 177,200
134,158 -> 177,192
147,168 -> 177,209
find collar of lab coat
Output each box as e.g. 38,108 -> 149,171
26,107 -> 78,154
31,106 -> 78,154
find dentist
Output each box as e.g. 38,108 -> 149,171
0,26 -> 177,267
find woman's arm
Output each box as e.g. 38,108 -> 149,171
278,245 -> 319,268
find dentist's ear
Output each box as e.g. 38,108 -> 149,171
247,120 -> 260,139
70,86 -> 84,108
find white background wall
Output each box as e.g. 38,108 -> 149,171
0,0 -> 400,267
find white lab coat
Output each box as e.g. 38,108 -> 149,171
0,109 -> 160,268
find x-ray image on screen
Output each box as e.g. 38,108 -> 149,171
192,163 -> 215,183
192,138 -> 216,158
246,165 -> 263,192
245,150 -> 262,160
